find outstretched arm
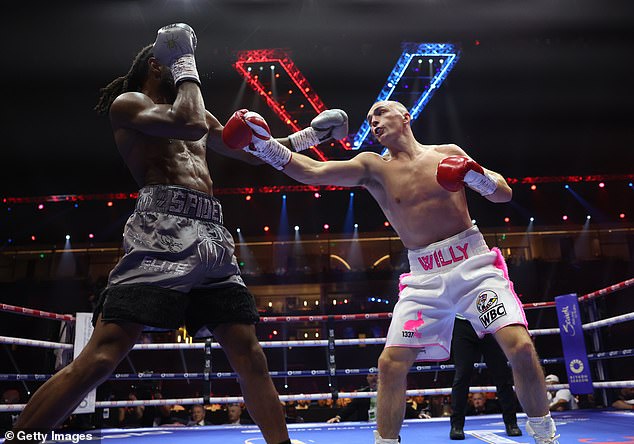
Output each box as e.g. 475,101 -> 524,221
283,149 -> 377,188
204,112 -> 299,166
222,109 -> 379,187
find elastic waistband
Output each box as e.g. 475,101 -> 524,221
135,185 -> 223,224
407,226 -> 489,274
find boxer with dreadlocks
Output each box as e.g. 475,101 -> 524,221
9,23 -> 347,444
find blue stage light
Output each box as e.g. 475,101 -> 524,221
352,43 -> 461,149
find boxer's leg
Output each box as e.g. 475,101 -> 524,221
213,323 -> 289,444
494,325 -> 559,443
12,315 -> 143,430
375,346 -> 419,443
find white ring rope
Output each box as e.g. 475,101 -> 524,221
2,311 -> 631,350
529,312 -> 634,337
0,336 -> 73,350
582,312 -> 634,330
1,380 -> 633,413
129,338 -> 387,350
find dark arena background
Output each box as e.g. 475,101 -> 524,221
1,1 -> 633,443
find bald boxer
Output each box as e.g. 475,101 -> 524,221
6,23 -> 352,444
223,101 -> 559,444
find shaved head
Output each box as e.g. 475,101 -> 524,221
367,100 -> 410,123
370,100 -> 408,114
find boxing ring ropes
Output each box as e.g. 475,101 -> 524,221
1,278 -> 633,439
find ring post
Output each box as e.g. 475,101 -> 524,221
203,338 -> 212,405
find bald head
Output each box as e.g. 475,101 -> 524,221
366,100 -> 415,148
367,100 -> 409,122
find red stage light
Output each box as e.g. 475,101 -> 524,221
233,49 -> 348,158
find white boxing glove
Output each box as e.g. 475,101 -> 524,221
242,111 -> 292,170
288,109 -> 348,151
152,23 -> 200,85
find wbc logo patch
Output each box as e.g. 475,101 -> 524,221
476,290 -> 507,328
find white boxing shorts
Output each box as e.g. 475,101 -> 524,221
385,226 -> 527,362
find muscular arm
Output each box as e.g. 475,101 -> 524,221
442,144 -> 512,203
283,149 -> 381,188
109,83 -> 208,140
219,109 -> 381,184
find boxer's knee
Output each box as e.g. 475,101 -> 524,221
62,351 -> 118,384
236,346 -> 270,379
506,336 -> 538,368
378,349 -> 411,382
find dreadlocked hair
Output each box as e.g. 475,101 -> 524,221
94,44 -> 153,115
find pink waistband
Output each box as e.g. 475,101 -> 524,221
407,226 -> 489,274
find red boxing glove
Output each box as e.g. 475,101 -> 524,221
436,156 -> 497,196
222,109 -> 253,149
243,111 -> 272,142
223,109 -> 291,170
222,109 -> 273,149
